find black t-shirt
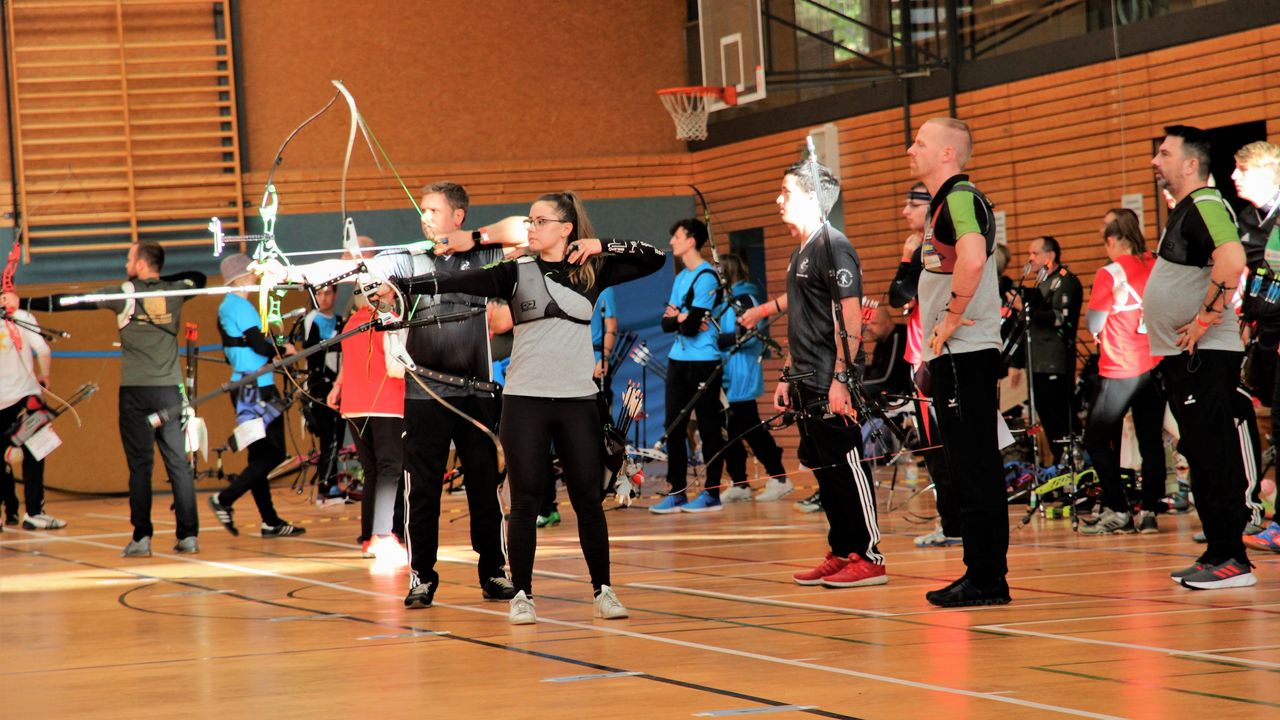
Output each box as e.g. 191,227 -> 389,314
785,223 -> 863,392
403,246 -> 504,399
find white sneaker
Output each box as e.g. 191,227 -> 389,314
593,585 -> 629,619
509,590 -> 537,625
913,528 -> 963,547
720,485 -> 753,503
755,479 -> 794,502
22,513 -> 67,530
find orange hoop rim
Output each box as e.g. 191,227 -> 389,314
656,85 -> 738,106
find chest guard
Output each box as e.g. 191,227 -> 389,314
1157,188 -> 1237,267
511,256 -> 590,326
116,281 -> 136,329
921,186 -> 996,274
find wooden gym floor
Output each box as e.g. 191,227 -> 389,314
2,474 -> 1277,719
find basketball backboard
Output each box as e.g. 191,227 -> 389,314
698,0 -> 767,112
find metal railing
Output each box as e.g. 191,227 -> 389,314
756,0 -> 1224,89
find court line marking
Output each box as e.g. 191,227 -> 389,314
626,582 -> 893,618
6,543 -> 860,720
986,603 -> 1280,628
21,531 -> 1123,720
85,513 -> 176,526
625,578 -> 1280,668
975,626 -> 1280,670
0,530 -> 154,546
1190,643 -> 1280,654
291,539 -> 1111,623
1030,665 -> 1280,708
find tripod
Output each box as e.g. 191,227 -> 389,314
1004,269 -> 1092,529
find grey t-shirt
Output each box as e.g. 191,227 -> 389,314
1143,189 -> 1244,356
918,175 -> 1001,361
1143,260 -> 1242,355
919,256 -> 1002,362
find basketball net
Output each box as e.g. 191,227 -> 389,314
657,86 -> 736,142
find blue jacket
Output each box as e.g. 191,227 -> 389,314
718,281 -> 766,403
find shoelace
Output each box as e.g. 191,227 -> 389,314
598,591 -> 623,612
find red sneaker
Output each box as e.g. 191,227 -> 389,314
793,552 -> 849,585
821,555 -> 888,588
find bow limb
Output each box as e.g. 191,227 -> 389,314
689,184 -> 718,268
331,80 -> 505,471
2,233 -> 21,350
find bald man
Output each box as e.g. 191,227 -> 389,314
909,117 -> 1009,607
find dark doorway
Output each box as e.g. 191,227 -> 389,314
729,227 -> 769,298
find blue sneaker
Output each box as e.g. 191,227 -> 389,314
649,494 -> 688,514
680,491 -> 723,513
1244,520 -> 1280,552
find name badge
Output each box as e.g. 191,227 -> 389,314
921,228 -> 942,271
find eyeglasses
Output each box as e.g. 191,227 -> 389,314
523,217 -> 567,230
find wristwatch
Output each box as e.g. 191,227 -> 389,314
834,371 -> 850,384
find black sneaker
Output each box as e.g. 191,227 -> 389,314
1136,511 -> 1159,534
794,491 -> 822,513
208,495 -> 238,536
482,576 -> 517,601
261,521 -> 306,537
404,581 -> 436,609
4,513 -> 18,526
925,577 -> 1011,608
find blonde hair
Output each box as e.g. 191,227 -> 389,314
536,190 -> 600,290
925,117 -> 974,168
1235,141 -> 1280,182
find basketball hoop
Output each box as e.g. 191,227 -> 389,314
657,85 -> 737,141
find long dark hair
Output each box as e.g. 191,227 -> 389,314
719,253 -> 748,287
1103,208 -> 1145,255
536,190 -> 601,289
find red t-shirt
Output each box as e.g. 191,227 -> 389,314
904,304 -> 924,368
338,306 -> 405,417
1089,253 -> 1158,379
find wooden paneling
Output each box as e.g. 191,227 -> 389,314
239,154 -> 695,217
4,0 -> 245,256
689,24 -> 1280,452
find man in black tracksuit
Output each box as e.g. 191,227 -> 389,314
774,159 -> 887,590
1016,236 -> 1082,465
386,182 -> 513,608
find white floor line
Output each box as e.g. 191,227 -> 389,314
875,598 -> 1108,618
16,529 -> 1123,720
1188,643 -> 1280,654
299,536 -> 585,580
975,625 -> 1280,670
0,530 -> 146,546
1006,566 -> 1189,582
625,582 -> 894,618
985,602 -> 1280,628
85,513 -> 177,526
